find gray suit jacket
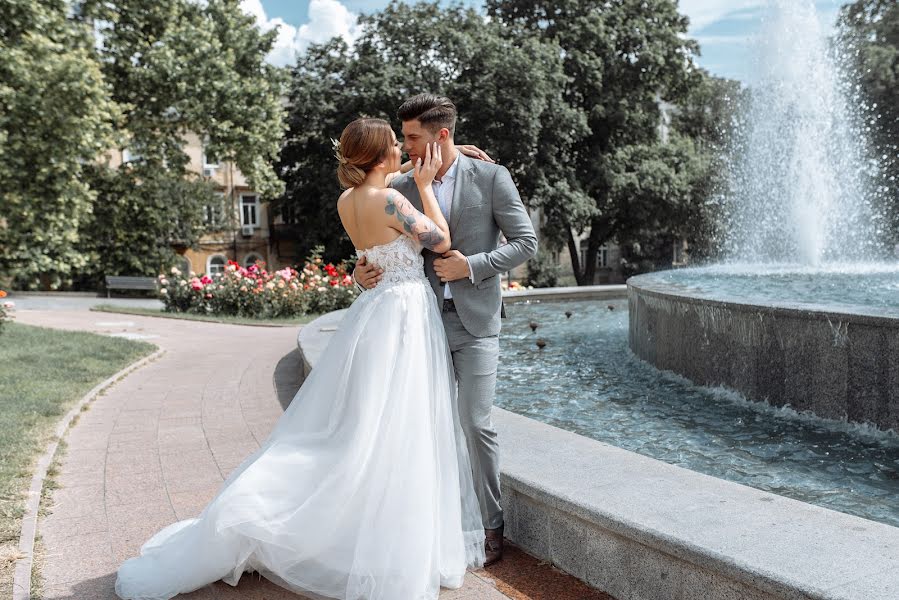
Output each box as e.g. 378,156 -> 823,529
391,154 -> 538,337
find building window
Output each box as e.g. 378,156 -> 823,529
579,240 -> 610,268
207,254 -> 227,276
598,244 -> 609,268
202,141 -> 219,176
203,149 -> 218,169
281,203 -> 299,225
240,194 -> 259,228
243,253 -> 264,268
203,192 -> 226,228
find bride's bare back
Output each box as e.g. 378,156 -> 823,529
338,187 -> 403,251
337,185 -> 450,254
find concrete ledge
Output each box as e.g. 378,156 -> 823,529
628,273 -> 899,431
297,308 -> 899,600
503,284 -> 627,303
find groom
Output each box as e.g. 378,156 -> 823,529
355,94 -> 538,565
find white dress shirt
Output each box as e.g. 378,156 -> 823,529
430,156 -> 473,300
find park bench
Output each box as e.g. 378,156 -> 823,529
104,275 -> 158,298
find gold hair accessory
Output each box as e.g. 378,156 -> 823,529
331,138 -> 347,165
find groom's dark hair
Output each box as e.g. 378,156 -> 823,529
397,94 -> 457,136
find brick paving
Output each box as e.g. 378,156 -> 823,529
13,310 -> 508,599
17,308 -> 609,600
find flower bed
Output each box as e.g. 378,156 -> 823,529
0,290 -> 13,334
502,280 -> 530,292
158,252 -> 357,318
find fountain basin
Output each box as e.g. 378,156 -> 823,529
628,268 -> 899,432
299,305 -> 899,600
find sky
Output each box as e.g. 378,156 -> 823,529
245,0 -> 854,82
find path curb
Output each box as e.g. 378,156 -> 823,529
11,347 -> 166,600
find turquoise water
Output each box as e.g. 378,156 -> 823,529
498,299 -> 899,527
645,264 -> 899,316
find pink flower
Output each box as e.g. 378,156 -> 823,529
200,275 -> 213,285
190,277 -> 203,291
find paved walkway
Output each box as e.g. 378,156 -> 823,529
7,292 -> 164,312
15,309 -> 592,600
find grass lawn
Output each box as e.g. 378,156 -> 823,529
0,323 -> 155,596
90,304 -> 318,327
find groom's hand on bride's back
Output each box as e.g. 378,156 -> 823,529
353,256 -> 383,290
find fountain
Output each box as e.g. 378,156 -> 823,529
628,0 -> 899,431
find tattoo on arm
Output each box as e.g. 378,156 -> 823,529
385,191 -> 446,250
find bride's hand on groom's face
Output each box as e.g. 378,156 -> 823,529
413,142 -> 443,188
354,256 -> 383,289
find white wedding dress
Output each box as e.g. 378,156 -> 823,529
115,235 -> 486,600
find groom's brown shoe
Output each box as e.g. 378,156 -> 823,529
484,523 -> 504,566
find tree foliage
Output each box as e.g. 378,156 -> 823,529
70,0 -> 286,286
1,0 -> 286,289
0,0 -> 118,289
277,1 -> 584,261
838,0 -> 899,243
486,0 -> 713,283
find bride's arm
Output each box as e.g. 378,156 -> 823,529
385,190 -> 451,254
384,143 -> 451,253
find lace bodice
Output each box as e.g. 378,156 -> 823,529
355,235 -> 427,286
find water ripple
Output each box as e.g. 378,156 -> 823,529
498,300 -> 899,527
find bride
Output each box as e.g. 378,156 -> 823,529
114,118 -> 487,600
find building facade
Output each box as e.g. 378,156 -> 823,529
111,133 -> 294,276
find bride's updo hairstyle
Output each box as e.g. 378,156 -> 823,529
335,118 -> 394,189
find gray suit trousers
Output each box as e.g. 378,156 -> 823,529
442,304 -> 503,530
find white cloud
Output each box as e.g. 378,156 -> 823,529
693,34 -> 752,46
240,0 -> 359,67
680,1 -> 847,34
297,0 -> 359,51
678,0 -> 767,33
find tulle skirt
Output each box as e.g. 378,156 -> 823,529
115,279 -> 485,600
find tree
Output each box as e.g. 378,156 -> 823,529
72,0 -> 286,285
0,0 -> 119,289
487,0 -> 706,283
668,72 -> 746,261
838,0 -> 899,245
277,1 -> 585,261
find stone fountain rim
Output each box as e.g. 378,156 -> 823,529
627,271 -> 899,327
